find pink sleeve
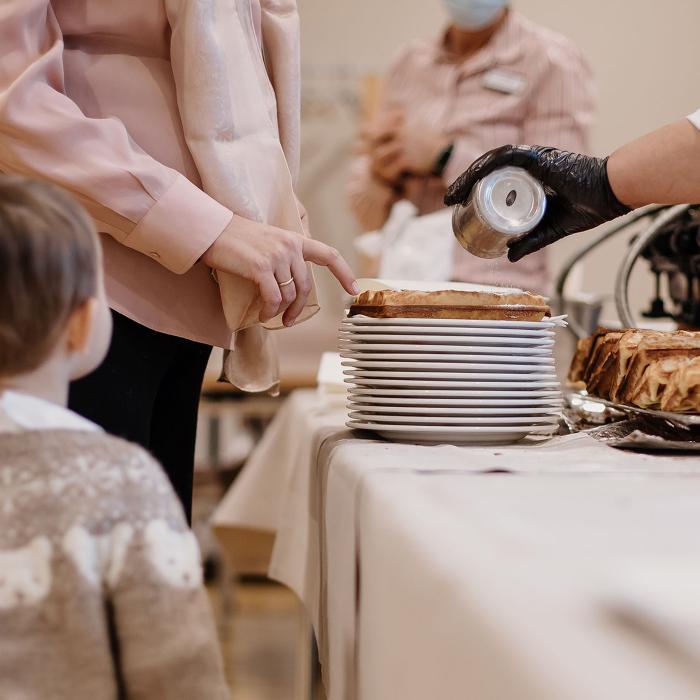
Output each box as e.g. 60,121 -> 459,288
347,154 -> 400,232
0,0 -> 233,274
347,48 -> 419,232
443,136 -> 489,189
520,43 -> 595,154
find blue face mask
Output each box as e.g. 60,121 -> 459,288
442,0 -> 507,29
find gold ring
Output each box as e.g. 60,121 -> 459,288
278,277 -> 294,288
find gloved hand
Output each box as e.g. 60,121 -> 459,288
444,145 -> 631,261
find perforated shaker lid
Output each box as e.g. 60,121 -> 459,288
474,166 -> 547,235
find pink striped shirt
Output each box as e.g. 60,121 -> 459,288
348,11 -> 594,294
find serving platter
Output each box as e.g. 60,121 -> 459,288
567,389 -> 700,428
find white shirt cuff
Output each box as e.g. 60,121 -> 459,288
687,109 -> 700,131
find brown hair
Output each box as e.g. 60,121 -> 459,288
0,176 -> 99,377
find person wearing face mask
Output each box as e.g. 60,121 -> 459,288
348,0 -> 594,292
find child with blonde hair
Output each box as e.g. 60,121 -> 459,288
0,176 -> 230,698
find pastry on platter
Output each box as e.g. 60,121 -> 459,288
569,328 -> 700,413
568,335 -> 594,387
583,330 -> 627,388
616,337 -> 700,408
659,357 -> 700,412
349,289 -> 550,321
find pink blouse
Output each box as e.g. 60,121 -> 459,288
348,11 -> 595,294
0,0 -> 257,349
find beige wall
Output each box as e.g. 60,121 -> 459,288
300,0 -> 700,153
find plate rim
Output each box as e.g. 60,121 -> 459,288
340,351 -> 554,362
347,411 -> 561,425
342,315 -> 566,329
346,420 -> 558,434
345,370 -> 559,380
347,403 -> 563,414
342,360 -> 556,371
338,334 -> 555,346
340,325 -> 557,338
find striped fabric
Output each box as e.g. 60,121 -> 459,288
347,10 -> 595,293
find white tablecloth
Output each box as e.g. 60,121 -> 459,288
213,389 -> 700,700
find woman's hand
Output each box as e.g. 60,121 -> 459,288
202,215 -> 358,326
444,145 -> 630,261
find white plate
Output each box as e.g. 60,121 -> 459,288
347,421 -> 557,444
348,377 -> 561,389
345,375 -> 559,388
338,342 -> 554,356
340,351 -> 553,364
342,360 -> 556,373
348,411 -> 560,426
341,324 -> 556,339
345,370 -> 558,381
344,315 -> 565,329
348,402 -> 562,415
338,333 -> 554,347
349,387 -> 562,400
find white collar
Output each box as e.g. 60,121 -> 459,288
0,390 -> 101,433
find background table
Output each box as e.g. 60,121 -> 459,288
213,389 -> 700,700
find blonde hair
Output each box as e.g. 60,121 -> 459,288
0,176 -> 99,376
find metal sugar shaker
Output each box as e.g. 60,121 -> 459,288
451,166 -> 547,259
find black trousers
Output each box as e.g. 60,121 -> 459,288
69,311 -> 212,522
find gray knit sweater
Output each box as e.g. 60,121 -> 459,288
0,429 -> 230,699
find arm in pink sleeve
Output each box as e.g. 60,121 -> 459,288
347,154 -> 400,231
442,135 -> 488,190
347,47 -> 421,232
520,42 -> 595,154
0,0 -> 232,274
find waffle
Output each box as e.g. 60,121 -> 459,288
349,289 -> 550,321
569,329 -> 700,413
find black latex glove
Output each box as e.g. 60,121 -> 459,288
444,145 -> 631,262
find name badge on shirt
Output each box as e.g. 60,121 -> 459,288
481,68 -> 526,95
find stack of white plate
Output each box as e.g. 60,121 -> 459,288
340,315 -> 565,444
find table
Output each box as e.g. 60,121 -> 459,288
213,389 -> 700,700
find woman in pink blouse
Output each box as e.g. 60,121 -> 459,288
348,0 -> 594,293
0,0 -> 357,520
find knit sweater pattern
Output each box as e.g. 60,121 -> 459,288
0,429 -> 229,699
